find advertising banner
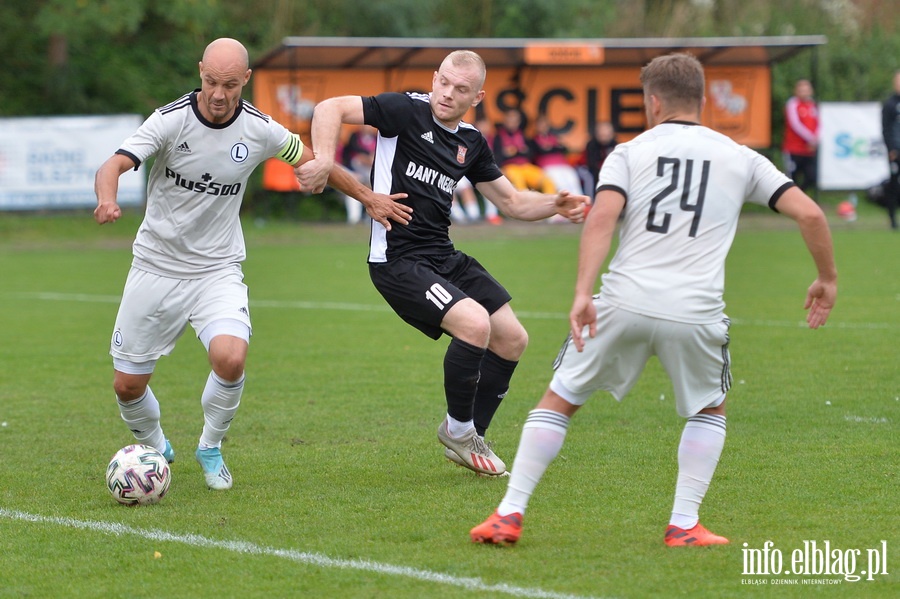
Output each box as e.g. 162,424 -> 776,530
818,102 -> 890,190
0,115 -> 145,210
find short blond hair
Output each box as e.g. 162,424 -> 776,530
443,50 -> 486,88
640,53 -> 705,113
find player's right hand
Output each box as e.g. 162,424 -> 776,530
555,190 -> 590,224
94,201 -> 122,224
569,293 -> 597,352
365,193 -> 412,231
804,278 -> 837,329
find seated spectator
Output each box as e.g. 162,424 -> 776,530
583,121 -> 618,194
341,125 -> 377,224
491,108 -> 555,196
532,115 -> 584,195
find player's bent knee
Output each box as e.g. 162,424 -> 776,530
698,394 -> 726,415
489,320 -> 528,359
454,324 -> 491,348
512,326 -> 529,355
113,376 -> 149,402
536,387 -> 581,417
210,355 -> 246,382
443,299 -> 491,345
492,330 -> 528,360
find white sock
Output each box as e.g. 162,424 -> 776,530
497,409 -> 569,516
446,414 -> 476,438
344,195 -> 363,224
199,372 -> 244,449
117,387 -> 166,452
464,201 -> 481,220
670,413 -> 726,529
450,201 -> 467,222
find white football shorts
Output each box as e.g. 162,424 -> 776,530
550,298 -> 732,417
110,265 -> 252,364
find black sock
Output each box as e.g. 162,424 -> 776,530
443,337 -> 486,422
473,350 -> 518,436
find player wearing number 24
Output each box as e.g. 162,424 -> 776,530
471,52 -> 837,547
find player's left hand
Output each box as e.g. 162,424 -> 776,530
295,157 -> 333,194
555,190 -> 591,223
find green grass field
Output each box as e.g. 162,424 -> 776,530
0,200 -> 897,598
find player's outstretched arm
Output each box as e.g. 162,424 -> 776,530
94,154 -> 136,224
292,136 -> 412,231
773,186 -> 837,329
326,164 -> 412,231
553,189 -> 591,223
296,96 -> 366,194
476,177 -> 590,222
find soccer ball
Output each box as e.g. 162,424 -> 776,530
106,444 -> 171,505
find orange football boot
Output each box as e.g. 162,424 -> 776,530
470,511 -> 523,545
664,523 -> 729,547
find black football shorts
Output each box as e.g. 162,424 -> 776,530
368,251 -> 512,339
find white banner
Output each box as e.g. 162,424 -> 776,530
818,102 -> 890,190
0,115 -> 145,210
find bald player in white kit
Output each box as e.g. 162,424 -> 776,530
94,37 -> 411,491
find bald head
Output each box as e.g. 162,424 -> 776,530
197,38 -> 252,124
202,38 -> 249,72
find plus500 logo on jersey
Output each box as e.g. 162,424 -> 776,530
164,167 -> 242,196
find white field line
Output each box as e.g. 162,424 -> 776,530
5,291 -> 900,330
0,508 -> 608,599
843,415 -> 891,424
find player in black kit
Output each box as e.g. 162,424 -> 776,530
298,50 -> 589,476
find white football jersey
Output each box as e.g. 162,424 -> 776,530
118,92 -> 294,277
597,122 -> 793,323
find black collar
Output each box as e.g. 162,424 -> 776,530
661,119 -> 700,126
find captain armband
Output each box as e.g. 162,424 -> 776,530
276,133 -> 304,164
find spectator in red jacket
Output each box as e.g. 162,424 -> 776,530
781,79 -> 819,194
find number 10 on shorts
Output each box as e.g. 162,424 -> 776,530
426,283 -> 453,310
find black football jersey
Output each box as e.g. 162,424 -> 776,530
362,92 -> 502,262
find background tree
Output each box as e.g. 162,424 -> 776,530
1,0 -> 897,152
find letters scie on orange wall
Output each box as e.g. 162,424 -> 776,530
254,65 -> 770,191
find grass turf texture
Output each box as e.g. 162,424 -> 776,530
0,198 -> 896,598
